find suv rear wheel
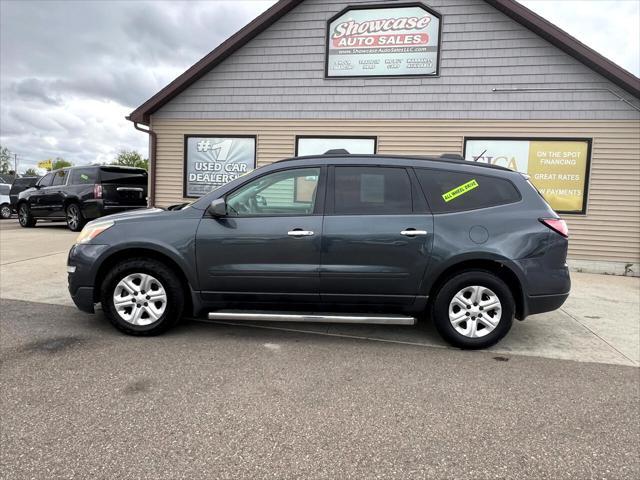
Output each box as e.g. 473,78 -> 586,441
66,203 -> 85,232
18,203 -> 36,227
431,270 -> 514,349
101,258 -> 184,336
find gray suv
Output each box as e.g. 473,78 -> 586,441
67,155 -> 570,349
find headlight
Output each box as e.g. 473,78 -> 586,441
76,220 -> 114,244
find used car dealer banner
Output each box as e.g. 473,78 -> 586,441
184,136 -> 256,197
464,139 -> 591,213
326,5 -> 441,77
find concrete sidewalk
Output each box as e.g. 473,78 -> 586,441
1,218 -> 638,366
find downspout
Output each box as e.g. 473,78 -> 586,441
130,120 -> 157,207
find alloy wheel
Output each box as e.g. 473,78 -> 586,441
113,273 -> 167,326
0,205 -> 10,219
67,205 -> 79,230
18,205 -> 28,225
448,285 -> 502,338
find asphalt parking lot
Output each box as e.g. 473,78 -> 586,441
1,218 -> 639,478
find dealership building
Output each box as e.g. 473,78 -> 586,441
128,0 -> 640,275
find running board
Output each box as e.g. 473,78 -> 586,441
207,311 -> 416,326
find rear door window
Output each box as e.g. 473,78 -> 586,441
415,169 -> 521,213
333,166 -> 412,215
0,185 -> 9,195
99,167 -> 147,184
70,168 -> 97,185
51,169 -> 68,186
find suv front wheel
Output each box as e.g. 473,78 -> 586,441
101,258 -> 185,336
432,270 -> 514,349
18,203 -> 36,227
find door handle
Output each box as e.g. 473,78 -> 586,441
288,229 -> 314,237
401,229 -> 428,236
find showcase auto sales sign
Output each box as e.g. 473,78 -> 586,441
326,5 -> 441,77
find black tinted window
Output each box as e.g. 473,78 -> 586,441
0,185 -> 9,195
416,169 -> 521,213
52,169 -> 68,186
38,173 -> 54,187
70,168 -> 97,185
334,167 -> 412,215
99,167 -> 147,184
17,178 -> 37,186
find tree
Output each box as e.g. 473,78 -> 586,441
113,150 -> 148,170
0,145 -> 11,175
24,168 -> 39,177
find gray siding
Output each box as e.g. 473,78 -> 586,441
154,0 -> 640,120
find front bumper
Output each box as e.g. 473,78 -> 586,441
69,285 -> 95,313
68,243 -> 109,313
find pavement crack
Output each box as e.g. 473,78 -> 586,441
1,251 -> 68,266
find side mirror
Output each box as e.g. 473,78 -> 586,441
208,198 -> 227,217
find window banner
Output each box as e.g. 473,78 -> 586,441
184,136 -> 256,197
464,139 -> 591,213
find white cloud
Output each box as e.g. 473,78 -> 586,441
519,0 -> 640,75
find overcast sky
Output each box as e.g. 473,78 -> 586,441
1,0 -> 638,173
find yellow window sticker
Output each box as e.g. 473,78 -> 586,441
442,179 -> 479,202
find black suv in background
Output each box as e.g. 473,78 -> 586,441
9,176 -> 39,213
18,165 -> 147,231
67,155 -> 571,349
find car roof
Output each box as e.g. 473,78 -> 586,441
46,165 -> 147,174
274,154 -> 513,172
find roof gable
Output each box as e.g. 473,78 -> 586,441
128,0 -> 640,125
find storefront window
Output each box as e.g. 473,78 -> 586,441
296,136 -> 376,156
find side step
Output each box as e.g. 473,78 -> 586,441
208,311 -> 416,326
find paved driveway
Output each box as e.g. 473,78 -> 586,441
1,218 -> 639,479
1,298 -> 638,480
1,218 -> 638,366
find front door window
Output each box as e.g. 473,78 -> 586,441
226,168 -> 320,216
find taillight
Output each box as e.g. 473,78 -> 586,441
540,218 -> 569,238
93,184 -> 102,199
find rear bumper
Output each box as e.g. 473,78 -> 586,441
522,291 -> 569,318
81,200 -> 146,219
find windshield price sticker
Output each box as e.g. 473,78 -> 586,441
442,179 -> 479,202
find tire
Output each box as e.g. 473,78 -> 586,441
65,203 -> 85,232
101,258 -> 184,336
0,204 -> 11,219
18,203 -> 36,228
431,270 -> 514,349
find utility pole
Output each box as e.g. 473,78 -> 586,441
14,153 -> 18,175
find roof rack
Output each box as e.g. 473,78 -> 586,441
273,153 -> 512,171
